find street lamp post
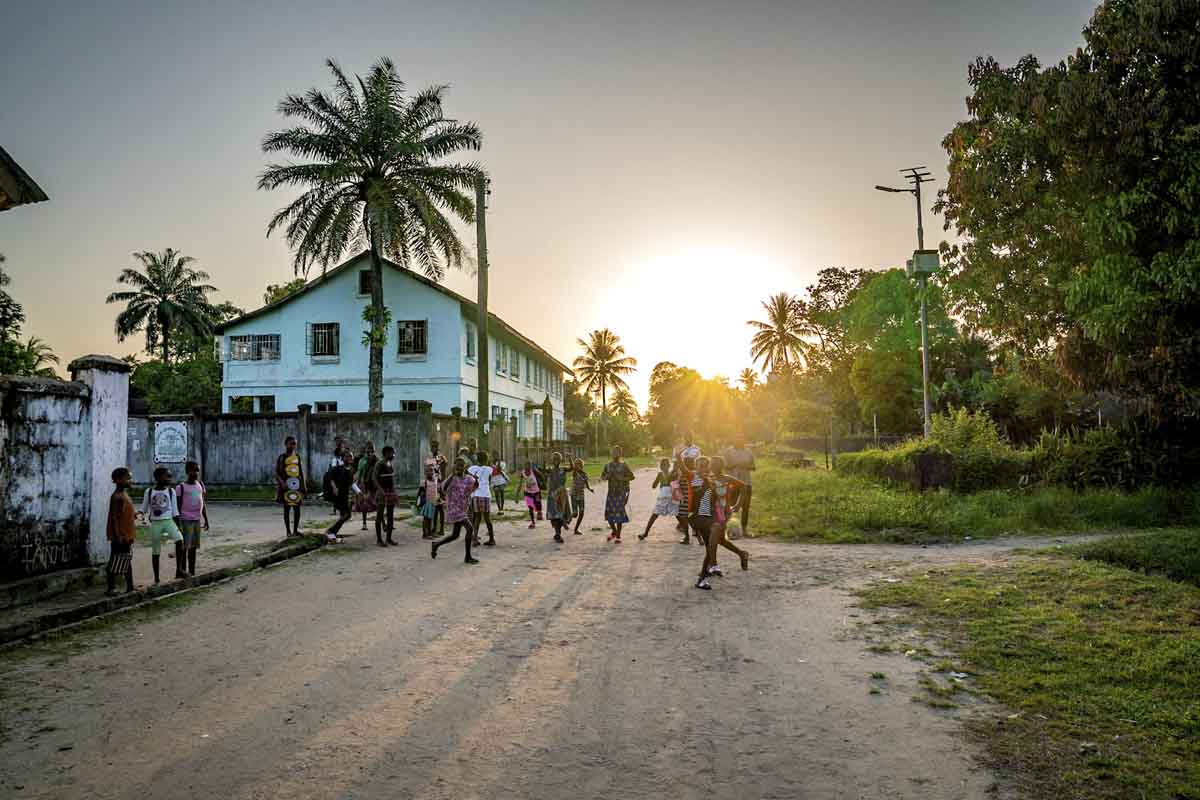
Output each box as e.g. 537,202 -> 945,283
876,167 -> 935,438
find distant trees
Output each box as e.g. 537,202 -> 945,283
747,293 -> 808,373
106,249 -> 219,364
0,253 -> 59,378
263,278 -> 305,306
572,329 -> 637,415
609,388 -> 639,420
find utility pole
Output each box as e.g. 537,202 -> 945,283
876,166 -> 935,438
475,173 -> 490,454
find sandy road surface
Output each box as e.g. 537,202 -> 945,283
0,469 -> 1026,799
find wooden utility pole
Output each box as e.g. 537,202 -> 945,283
475,173 -> 490,453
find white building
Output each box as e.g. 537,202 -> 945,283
216,252 -> 570,440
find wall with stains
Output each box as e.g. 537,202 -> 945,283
0,377 -> 92,581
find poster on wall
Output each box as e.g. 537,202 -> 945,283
154,421 -> 188,464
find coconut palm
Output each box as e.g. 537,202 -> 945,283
609,388 -> 640,419
738,368 -> 759,392
106,249 -> 218,364
748,293 -> 809,374
573,329 -> 637,414
259,58 -> 483,413
20,336 -> 59,377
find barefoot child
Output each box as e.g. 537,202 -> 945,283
545,453 -> 571,544
276,436 -> 304,536
431,458 -> 479,564
639,458 -> 678,540
142,466 -> 185,583
105,467 -> 137,596
175,461 -> 209,576
601,446 -> 635,542
522,462 -> 543,529
418,465 -> 441,539
569,458 -> 593,535
467,451 -> 496,547
708,455 -> 750,573
373,446 -> 398,546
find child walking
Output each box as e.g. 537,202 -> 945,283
675,455 -> 697,544
276,436 -> 305,536
417,464 -> 441,540
105,467 -> 137,596
545,453 -> 571,544
355,442 -> 379,531
431,458 -> 479,564
175,461 -> 209,576
467,451 -> 496,547
491,459 -> 509,512
522,462 -> 543,529
601,446 -> 635,542
639,458 -> 678,540
142,466 -> 185,583
324,448 -> 355,543
569,458 -> 592,535
373,446 -> 398,546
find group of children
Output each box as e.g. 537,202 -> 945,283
105,461 -> 209,596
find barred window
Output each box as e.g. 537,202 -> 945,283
228,334 -> 280,361
397,320 -> 427,355
315,401 -> 337,413
307,322 -> 340,357
466,400 -> 477,419
400,400 -> 421,412
358,270 -> 375,296
510,348 -> 520,379
465,323 -> 476,360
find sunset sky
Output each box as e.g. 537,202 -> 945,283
1,0 -> 1096,407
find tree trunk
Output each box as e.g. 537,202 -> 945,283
161,318 -> 171,365
368,245 -> 386,414
600,384 -> 608,451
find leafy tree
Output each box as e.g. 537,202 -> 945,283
738,368 -> 758,392
747,293 -> 808,373
106,249 -> 219,364
572,328 -> 637,415
936,0 -> 1200,420
260,58 -> 483,413
18,336 -> 59,378
563,378 -> 595,426
130,357 -> 222,414
609,388 -> 639,420
263,278 -> 306,306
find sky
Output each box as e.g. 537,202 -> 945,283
0,0 -> 1098,408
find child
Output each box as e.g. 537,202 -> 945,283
175,461 -> 209,576
600,446 -> 635,542
491,459 -> 509,512
275,436 -> 304,536
690,459 -> 717,590
675,456 -> 696,543
425,441 -> 448,535
688,456 -> 711,548
324,448 -> 354,543
522,462 -> 543,529
355,442 -> 379,531
105,467 -> 137,596
417,464 -> 440,540
431,457 -> 479,564
373,446 -> 398,546
467,451 -> 496,547
708,455 -> 750,574
569,458 -> 593,535
142,466 -> 185,583
545,453 -> 571,544
639,458 -> 678,540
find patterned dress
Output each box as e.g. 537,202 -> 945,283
277,452 -> 304,507
545,466 -> 570,521
443,475 -> 476,524
601,460 -> 634,524
653,470 -> 679,516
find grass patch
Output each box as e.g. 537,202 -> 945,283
751,459 -> 1200,543
1070,530 -> 1200,588
858,557 -> 1200,799
205,485 -> 276,502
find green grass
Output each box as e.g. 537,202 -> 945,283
751,459 -> 1200,543
205,485 -> 277,502
1070,530 -> 1200,588
858,557 -> 1200,800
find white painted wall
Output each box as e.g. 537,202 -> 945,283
70,356 -> 131,566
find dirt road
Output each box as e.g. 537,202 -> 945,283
0,470 -> 1020,799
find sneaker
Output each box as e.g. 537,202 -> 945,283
695,578 -> 712,590
679,536 -> 690,545
465,556 -> 480,564
707,565 -> 723,577
554,533 -> 564,543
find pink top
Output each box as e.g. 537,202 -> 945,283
176,481 -> 206,521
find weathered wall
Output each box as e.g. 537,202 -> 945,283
73,356 -> 130,565
0,378 -> 92,581
309,410 -> 429,489
430,413 -> 584,469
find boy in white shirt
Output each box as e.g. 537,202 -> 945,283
467,451 -> 496,547
142,466 -> 185,582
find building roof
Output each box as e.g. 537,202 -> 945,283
216,251 -> 574,375
0,145 -> 49,212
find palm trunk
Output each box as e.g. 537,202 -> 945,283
601,384 -> 608,450
161,319 -> 171,365
368,244 -> 386,414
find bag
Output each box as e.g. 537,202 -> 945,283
321,468 -> 336,503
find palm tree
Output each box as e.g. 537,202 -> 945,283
259,58 -> 483,413
738,368 -> 759,392
748,293 -> 809,374
106,249 -> 218,364
573,328 -> 637,414
609,388 -> 639,419
21,336 -> 59,377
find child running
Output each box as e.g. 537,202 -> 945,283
418,464 -> 441,540
467,451 -> 496,547
142,466 -> 185,583
324,448 -> 354,543
373,446 -> 398,546
431,457 -> 479,564
175,461 -> 209,576
276,436 -> 305,536
354,442 -> 378,531
491,458 -> 509,512
708,455 -> 751,573
600,446 -> 635,542
675,455 -> 697,544
639,458 -> 678,540
522,462 -> 543,529
689,458 -> 717,590
545,453 -> 571,544
569,458 -> 593,535
105,467 -> 137,596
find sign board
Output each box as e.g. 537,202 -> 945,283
154,421 -> 188,463
907,249 -> 939,277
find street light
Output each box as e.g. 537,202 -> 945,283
877,167 -> 935,438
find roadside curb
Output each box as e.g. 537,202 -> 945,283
0,535 -> 326,648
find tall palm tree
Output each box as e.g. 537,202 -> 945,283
738,368 -> 759,392
259,58 -> 483,413
748,293 -> 809,374
573,328 -> 638,415
106,249 -> 218,364
21,336 -> 59,377
609,388 -> 639,419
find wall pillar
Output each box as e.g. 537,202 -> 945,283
69,354 -> 131,566
192,406 -> 207,476
297,404 -> 312,492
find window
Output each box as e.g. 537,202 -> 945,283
230,396 -> 252,413
492,404 -> 501,420
358,270 -> 375,296
465,322 -> 476,361
258,396 -> 276,414
400,400 -> 421,412
228,334 -> 280,361
315,401 -> 337,413
516,409 -> 524,437
307,322 -> 340,358
525,357 -> 531,386
466,400 -> 477,419
495,340 -> 506,375
397,320 -> 427,356
532,411 -> 543,439
510,347 -> 520,379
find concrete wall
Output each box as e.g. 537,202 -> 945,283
0,378 -> 92,581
